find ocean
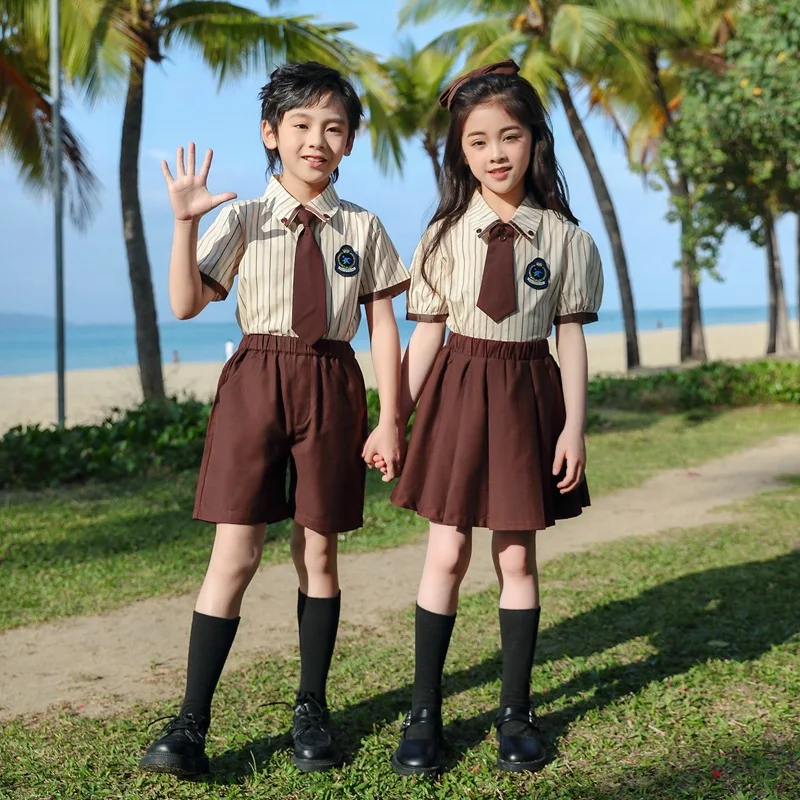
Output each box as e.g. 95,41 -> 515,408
0,305 -> 797,377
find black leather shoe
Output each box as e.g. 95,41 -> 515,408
495,706 -> 547,773
292,695 -> 342,772
139,711 -> 210,777
391,707 -> 444,777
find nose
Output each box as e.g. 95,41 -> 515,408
490,141 -> 506,162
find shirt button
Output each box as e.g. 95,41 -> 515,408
477,228 -> 482,234
323,214 -> 330,219
528,230 -> 534,235
280,217 -> 288,224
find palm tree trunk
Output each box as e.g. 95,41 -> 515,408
764,212 -> 792,354
797,213 -> 800,346
423,141 -> 442,184
120,58 -> 165,403
558,83 -> 640,370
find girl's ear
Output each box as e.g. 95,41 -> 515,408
262,120 -> 278,151
343,132 -> 355,157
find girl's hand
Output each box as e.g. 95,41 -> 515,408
362,422 -> 403,482
161,142 -> 237,221
552,426 -> 586,494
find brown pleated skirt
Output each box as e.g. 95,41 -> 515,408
391,333 -> 590,531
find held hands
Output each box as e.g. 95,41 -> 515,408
362,421 -> 405,482
552,425 -> 586,494
161,142 -> 237,221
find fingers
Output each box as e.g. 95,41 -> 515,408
552,448 -> 565,478
210,192 -> 238,209
160,160 -> 174,184
187,141 -> 196,177
176,146 -> 185,179
557,456 -> 584,493
198,148 -> 213,183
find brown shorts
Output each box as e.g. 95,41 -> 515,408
194,334 -> 367,533
391,333 -> 590,531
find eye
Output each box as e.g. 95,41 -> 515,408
504,134 -> 520,142
294,124 -> 308,130
470,140 -> 485,148
327,127 -> 342,134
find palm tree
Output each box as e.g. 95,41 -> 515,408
83,0 -> 394,403
0,0 -> 124,226
400,0 -> 642,370
378,42 -> 458,183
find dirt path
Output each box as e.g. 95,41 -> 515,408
2,435 -> 798,721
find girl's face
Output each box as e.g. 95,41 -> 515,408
461,101 -> 532,199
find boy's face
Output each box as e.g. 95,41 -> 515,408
262,94 -> 354,188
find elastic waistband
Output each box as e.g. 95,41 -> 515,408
239,334 -> 354,358
446,333 -> 550,360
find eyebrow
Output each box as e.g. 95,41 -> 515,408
285,110 -> 347,124
466,125 -> 522,137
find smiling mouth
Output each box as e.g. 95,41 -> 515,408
303,156 -> 327,167
488,167 -> 511,177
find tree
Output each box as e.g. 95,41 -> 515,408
663,0 -> 800,355
399,0 -> 642,369
0,0 -> 125,226
83,0 -> 394,402
378,42 -> 458,183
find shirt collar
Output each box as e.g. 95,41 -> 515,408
263,176 -> 342,226
464,190 -> 544,241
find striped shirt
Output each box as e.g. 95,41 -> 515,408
197,177 -> 410,341
407,191 -> 604,341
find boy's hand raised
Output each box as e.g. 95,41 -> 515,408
161,142 -> 237,221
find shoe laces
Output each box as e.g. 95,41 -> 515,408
148,711 -> 206,743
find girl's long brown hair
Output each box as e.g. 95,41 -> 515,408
422,73 -> 577,285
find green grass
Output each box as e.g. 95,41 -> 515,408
1,404 -> 799,632
2,476 -> 798,799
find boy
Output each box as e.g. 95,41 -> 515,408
139,62 -> 408,777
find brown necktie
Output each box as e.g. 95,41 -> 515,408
477,222 -> 517,322
292,207 -> 327,345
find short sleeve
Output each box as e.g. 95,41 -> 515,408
406,226 -> 449,323
196,204 -> 244,301
358,215 -> 411,303
554,228 -> 604,325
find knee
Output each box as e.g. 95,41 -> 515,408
209,546 -> 262,588
497,548 -> 533,583
427,541 -> 471,582
300,533 -> 338,577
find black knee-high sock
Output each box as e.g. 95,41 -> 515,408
297,591 -> 341,707
297,589 -> 307,629
180,611 -> 240,726
499,607 -> 541,709
411,605 -> 457,710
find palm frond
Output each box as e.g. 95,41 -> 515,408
0,40 -> 99,227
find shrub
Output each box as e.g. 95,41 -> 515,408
2,360 -> 797,490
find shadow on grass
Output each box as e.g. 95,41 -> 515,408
206,548 -> 800,783
0,471 -> 395,569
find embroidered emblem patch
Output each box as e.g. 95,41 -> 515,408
524,258 -> 550,290
334,245 -> 359,276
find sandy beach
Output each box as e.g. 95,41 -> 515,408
0,321 -> 795,433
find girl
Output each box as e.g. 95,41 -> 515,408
385,60 -> 603,776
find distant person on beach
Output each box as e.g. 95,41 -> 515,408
139,62 -> 409,778
172,350 -> 180,363
378,61 -> 603,777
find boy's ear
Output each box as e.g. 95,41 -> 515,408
343,131 -> 355,157
261,120 -> 278,151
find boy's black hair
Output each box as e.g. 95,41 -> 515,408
259,61 -> 363,182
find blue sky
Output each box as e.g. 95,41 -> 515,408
1,0 -> 797,325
